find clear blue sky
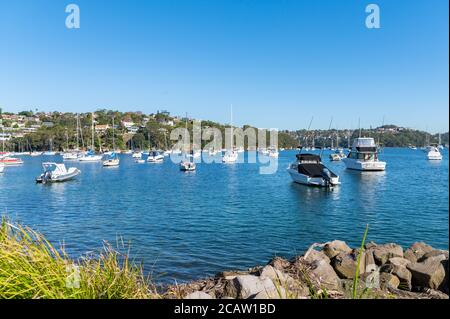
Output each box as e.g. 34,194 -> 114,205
0,0 -> 448,132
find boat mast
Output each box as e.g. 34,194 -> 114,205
1,122 -> 4,153
112,116 -> 115,150
230,104 -> 233,151
91,112 -> 95,151
320,117 -> 333,158
358,118 -> 361,138
76,114 -> 79,151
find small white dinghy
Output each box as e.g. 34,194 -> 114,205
36,162 -> 81,184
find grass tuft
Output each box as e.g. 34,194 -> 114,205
0,217 -> 158,299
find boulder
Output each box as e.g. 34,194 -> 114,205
309,259 -> 341,291
253,286 -> 287,299
379,273 -> 400,290
404,242 -> 434,263
407,255 -> 447,291
233,275 -> 277,299
372,243 -> 403,265
217,270 -> 250,280
304,249 -> 331,264
380,257 -> 412,291
322,240 -> 352,259
223,279 -> 239,298
363,249 -> 377,274
268,257 -> 290,271
331,250 -> 366,279
418,250 -> 449,262
260,265 -> 291,284
184,291 -> 214,299
364,241 -> 377,250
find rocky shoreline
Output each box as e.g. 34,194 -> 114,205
165,241 -> 449,299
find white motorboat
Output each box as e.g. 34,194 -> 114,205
103,152 -> 120,167
329,149 -> 345,161
180,161 -> 196,171
0,156 -> 24,166
180,155 -> 196,171
222,150 -> 238,163
192,150 -> 202,159
103,117 -> 120,167
268,147 -> 279,158
79,113 -> 103,162
132,151 -> 143,158
62,152 -> 80,160
43,151 -> 57,156
36,162 -> 81,184
30,151 -> 42,157
426,144 -> 442,160
287,153 -> 340,187
147,151 -> 164,163
342,137 -> 386,171
79,150 -> 103,162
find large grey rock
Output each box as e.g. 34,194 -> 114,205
363,249 -> 377,274
404,242 -> 434,263
379,273 -> 400,290
223,279 -> 239,298
253,286 -> 287,299
407,255 -> 447,291
184,291 -> 214,299
322,240 -> 352,259
268,257 -> 290,271
309,259 -> 341,291
418,250 -> 449,262
233,275 -> 277,299
381,257 -> 412,291
260,265 -> 291,284
304,249 -> 331,264
372,243 -> 403,265
331,249 -> 366,279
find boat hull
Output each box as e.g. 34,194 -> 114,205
103,159 -> 120,166
342,158 -> 386,171
36,168 -> 81,183
287,168 -> 339,187
79,155 -> 103,162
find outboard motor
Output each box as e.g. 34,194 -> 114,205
42,171 -> 52,184
321,168 -> 332,187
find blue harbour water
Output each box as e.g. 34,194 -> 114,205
0,148 -> 448,284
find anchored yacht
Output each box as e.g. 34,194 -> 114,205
287,153 -> 340,187
426,144 -> 442,160
147,151 -> 164,163
342,137 -> 386,171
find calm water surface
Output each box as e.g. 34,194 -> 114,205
0,148 -> 448,283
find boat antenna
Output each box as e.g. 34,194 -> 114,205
358,117 -> 361,138
320,117 -> 333,158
